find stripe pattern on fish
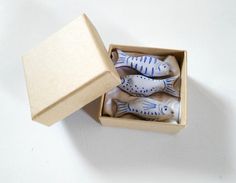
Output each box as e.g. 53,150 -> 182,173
114,98 -> 173,120
115,50 -> 170,77
119,75 -> 179,97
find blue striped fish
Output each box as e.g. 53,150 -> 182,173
115,50 -> 170,77
114,98 -> 173,120
119,75 -> 179,97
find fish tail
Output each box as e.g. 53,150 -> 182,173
115,50 -> 127,68
163,76 -> 180,97
113,99 -> 130,117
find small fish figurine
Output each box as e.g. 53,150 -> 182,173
115,49 -> 170,77
114,98 -> 174,121
119,75 -> 179,97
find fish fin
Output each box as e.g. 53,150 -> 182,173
113,99 -> 130,117
115,50 -> 127,68
163,76 -> 180,97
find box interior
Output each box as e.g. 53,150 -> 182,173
99,44 -> 187,130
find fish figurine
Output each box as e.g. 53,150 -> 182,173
115,49 -> 170,77
119,75 -> 179,97
114,98 -> 174,121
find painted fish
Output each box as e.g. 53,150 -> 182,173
115,49 -> 170,77
114,98 -> 174,120
119,75 -> 179,97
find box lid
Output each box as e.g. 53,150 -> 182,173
22,14 -> 121,126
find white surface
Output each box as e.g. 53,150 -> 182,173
0,0 -> 236,182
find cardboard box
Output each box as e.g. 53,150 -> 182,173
22,13 -> 187,133
99,45 -> 187,133
22,14 -> 120,126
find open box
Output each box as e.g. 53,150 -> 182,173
22,13 -> 187,133
99,45 -> 187,133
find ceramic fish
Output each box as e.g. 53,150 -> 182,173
115,49 -> 170,77
114,98 -> 173,120
119,75 -> 179,97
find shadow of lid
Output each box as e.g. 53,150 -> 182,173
62,70 -> 233,176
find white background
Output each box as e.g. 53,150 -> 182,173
0,0 -> 236,182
